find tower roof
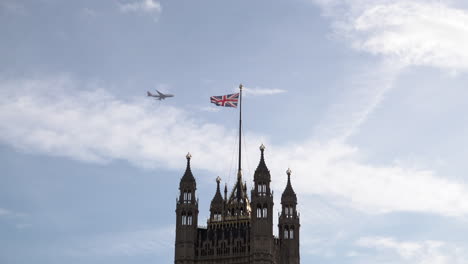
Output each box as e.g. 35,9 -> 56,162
228,170 -> 250,203
254,144 -> 271,181
210,176 -> 224,206
226,170 -> 251,216
281,168 -> 297,203
180,152 -> 196,184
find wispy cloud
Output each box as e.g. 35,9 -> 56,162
315,61 -> 403,140
0,1 -> 26,15
241,87 -> 287,96
2,76 -> 468,218
118,0 -> 162,16
0,76 -> 236,171
353,1 -> 468,72
82,8 -> 97,18
308,0 -> 468,141
0,208 -> 11,216
199,106 -> 220,113
0,207 -> 24,218
65,226 -> 173,257
269,140 -> 468,217
313,0 -> 468,73
15,223 -> 32,229
356,236 -> 468,264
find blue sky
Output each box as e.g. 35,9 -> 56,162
2,0 -> 468,263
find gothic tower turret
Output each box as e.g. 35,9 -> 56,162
279,168 -> 300,264
209,176 -> 224,225
174,153 -> 199,264
251,144 -> 275,263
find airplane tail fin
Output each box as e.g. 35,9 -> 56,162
147,91 -> 153,96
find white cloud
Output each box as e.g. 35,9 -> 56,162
269,140 -> 468,217
82,8 -> 97,18
0,207 -> 26,220
241,87 -> 287,96
15,223 -> 32,229
0,208 -> 11,216
293,0 -> 468,217
0,76 -> 235,171
354,1 -> 468,71
356,237 -> 468,264
199,106 -> 220,113
312,0 -> 468,72
0,1 -> 26,15
315,61 -> 403,140
2,76 -> 468,218
65,226 -> 173,256
118,0 -> 161,15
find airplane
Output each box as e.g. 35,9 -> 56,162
147,90 -> 174,100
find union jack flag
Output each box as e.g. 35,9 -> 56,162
210,93 -> 239,108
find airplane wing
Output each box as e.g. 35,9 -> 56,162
156,90 -> 165,97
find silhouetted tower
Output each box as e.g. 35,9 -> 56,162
174,153 -> 199,264
209,176 -> 224,224
279,168 -> 300,264
251,144 -> 275,263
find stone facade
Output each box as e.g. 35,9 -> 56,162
174,145 -> 300,264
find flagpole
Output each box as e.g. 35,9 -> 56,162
238,84 -> 243,179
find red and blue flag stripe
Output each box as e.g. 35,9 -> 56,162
210,93 -> 239,108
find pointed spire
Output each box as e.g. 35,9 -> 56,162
281,168 -> 297,203
211,176 -> 224,205
181,152 -> 196,183
258,144 -> 267,170
254,143 -> 270,181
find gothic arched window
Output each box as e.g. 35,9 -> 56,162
182,191 -> 192,204
258,183 -> 267,196
290,226 -> 294,239
284,226 -> 289,239
257,205 -> 262,218
263,204 -> 268,218
285,206 -> 293,218
181,212 -> 187,225
187,212 -> 193,225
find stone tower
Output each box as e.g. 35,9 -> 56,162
174,153 -> 199,264
251,144 -> 276,263
279,168 -> 300,264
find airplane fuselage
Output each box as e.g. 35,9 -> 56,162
147,90 -> 174,100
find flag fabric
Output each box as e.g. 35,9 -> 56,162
210,93 -> 239,108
